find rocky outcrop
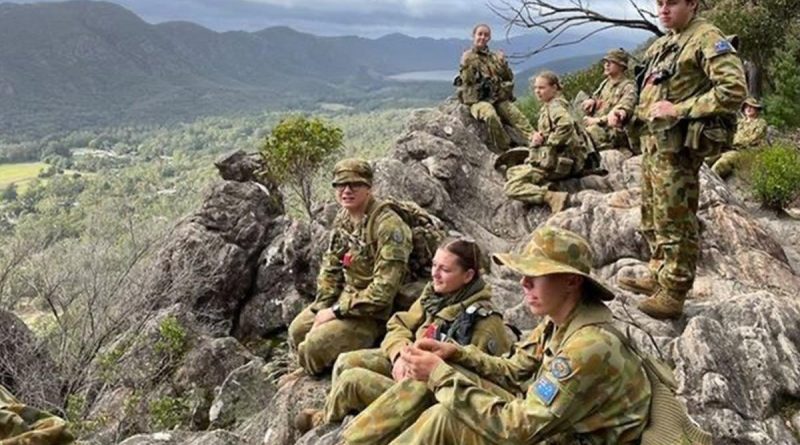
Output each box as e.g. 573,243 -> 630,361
65,101 -> 800,445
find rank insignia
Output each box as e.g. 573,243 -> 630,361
534,376 -> 559,406
550,356 -> 573,380
714,39 -> 733,55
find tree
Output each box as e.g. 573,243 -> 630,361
764,35 -> 800,130
259,116 -> 344,219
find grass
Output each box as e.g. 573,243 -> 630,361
0,162 -> 46,193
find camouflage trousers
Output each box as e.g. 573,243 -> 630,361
504,163 -> 567,204
586,124 -> 630,152
470,101 -> 533,154
343,366 -> 516,445
640,132 -> 704,294
288,307 -> 382,375
710,150 -> 743,179
0,386 -> 74,445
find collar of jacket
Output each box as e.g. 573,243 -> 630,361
542,299 -> 612,355
419,278 -> 491,321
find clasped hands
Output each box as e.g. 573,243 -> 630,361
392,338 -> 458,383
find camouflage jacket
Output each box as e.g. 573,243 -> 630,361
635,17 -> 747,131
381,282 -> 512,362
311,198 -> 413,321
732,116 -> 767,149
532,95 -> 587,172
590,77 -> 637,125
428,299 -> 651,444
458,47 -> 514,105
1,385 -> 74,444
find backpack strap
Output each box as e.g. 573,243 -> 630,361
364,200 -> 393,251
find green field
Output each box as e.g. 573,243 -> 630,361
0,162 -> 46,192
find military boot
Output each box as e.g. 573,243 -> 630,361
294,408 -> 325,433
637,288 -> 685,320
617,274 -> 658,295
543,191 -> 569,213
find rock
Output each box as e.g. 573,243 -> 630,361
214,150 -> 264,184
209,359 -> 276,429
117,430 -> 247,445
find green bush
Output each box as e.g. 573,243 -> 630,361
148,396 -> 189,430
764,35 -> 800,130
155,316 -> 187,358
515,95 -> 540,125
750,144 -> 800,209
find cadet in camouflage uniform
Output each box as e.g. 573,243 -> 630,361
294,240 -> 512,438
366,227 -> 651,445
582,49 -> 638,151
287,159 -> 413,376
618,0 -> 746,319
503,71 -> 587,213
712,97 -> 768,178
1,385 -> 74,445
457,24 -> 534,154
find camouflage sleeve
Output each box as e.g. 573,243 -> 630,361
673,31 -> 747,119
734,118 -> 767,148
338,213 -> 412,318
544,103 -> 576,147
611,80 -> 638,120
381,298 -> 426,362
469,315 -> 513,357
428,327 -> 624,443
498,56 -> 514,82
310,230 -> 345,311
449,323 -> 545,392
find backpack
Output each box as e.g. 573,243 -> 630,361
602,323 -> 713,445
365,198 -> 447,282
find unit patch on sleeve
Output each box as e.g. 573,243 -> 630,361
534,376 -> 559,406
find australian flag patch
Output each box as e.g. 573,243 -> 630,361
714,39 -> 733,55
533,376 -> 559,406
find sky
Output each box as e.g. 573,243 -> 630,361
11,0 -> 657,39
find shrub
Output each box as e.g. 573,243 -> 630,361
750,143 -> 800,209
148,396 -> 189,430
154,316 -> 187,358
515,95 -> 540,125
764,35 -> 800,130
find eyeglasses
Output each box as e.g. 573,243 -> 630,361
334,182 -> 368,191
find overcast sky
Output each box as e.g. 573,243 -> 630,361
12,0 -> 657,38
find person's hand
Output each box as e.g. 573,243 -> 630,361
583,116 -> 601,127
414,338 -> 459,360
311,308 -> 336,330
581,98 -> 596,113
649,101 -> 678,120
608,110 -> 627,128
530,131 -> 545,147
391,356 -> 411,382
400,346 -> 443,382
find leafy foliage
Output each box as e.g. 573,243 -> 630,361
148,396 -> 190,431
764,35 -> 800,130
750,143 -> 800,209
259,116 -> 344,219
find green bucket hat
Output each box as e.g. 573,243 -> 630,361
492,226 -> 615,301
743,96 -> 763,110
602,48 -> 629,69
331,158 -> 373,187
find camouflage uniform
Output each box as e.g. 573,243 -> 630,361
324,280 -> 511,443
374,227 -> 651,445
634,17 -> 746,318
712,98 -> 767,178
458,47 -> 534,153
585,50 -> 637,151
504,95 -> 586,205
288,160 -> 413,375
0,385 -> 74,445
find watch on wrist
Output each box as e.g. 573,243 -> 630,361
331,303 -> 343,319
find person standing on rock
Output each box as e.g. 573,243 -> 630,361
293,239 -> 512,438
501,71 -> 587,213
618,0 -> 746,319
370,227 -> 651,445
286,158 -> 413,377
711,97 -> 768,179
455,24 -> 534,154
582,49 -> 638,152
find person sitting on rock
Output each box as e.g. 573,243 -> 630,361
1,385 -> 75,445
372,226 -> 652,445
286,158 -> 413,377
582,49 -> 638,152
455,23 -> 534,154
711,97 -> 768,179
502,71 -> 589,213
293,239 -> 512,438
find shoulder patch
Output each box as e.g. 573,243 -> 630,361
534,376 -> 559,406
714,39 -> 733,55
391,229 -> 405,243
549,356 -> 573,380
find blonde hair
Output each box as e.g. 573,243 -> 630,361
472,23 -> 491,36
531,70 -> 563,91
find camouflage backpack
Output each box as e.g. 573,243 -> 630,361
365,198 -> 447,281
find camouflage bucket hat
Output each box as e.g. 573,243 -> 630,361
491,226 -> 615,301
743,96 -> 763,109
332,158 -> 373,187
602,48 -> 629,69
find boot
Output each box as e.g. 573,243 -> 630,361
294,408 -> 325,433
637,288 -> 685,320
617,274 -> 658,295
543,191 -> 569,213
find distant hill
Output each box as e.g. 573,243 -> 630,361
0,1 -> 644,137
